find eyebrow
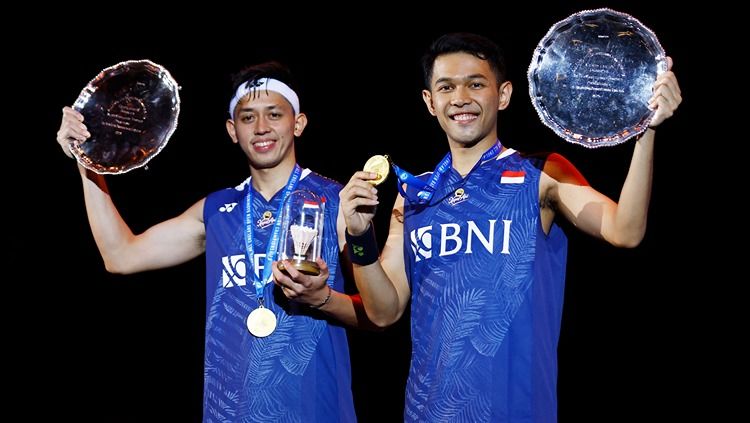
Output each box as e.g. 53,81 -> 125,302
434,74 -> 489,86
237,104 -> 283,113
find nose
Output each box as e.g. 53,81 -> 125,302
254,115 -> 271,135
450,86 -> 471,107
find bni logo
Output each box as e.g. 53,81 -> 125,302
409,226 -> 433,261
408,219 -> 512,262
221,254 -> 246,287
220,253 -> 268,288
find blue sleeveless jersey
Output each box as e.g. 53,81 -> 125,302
203,169 -> 355,423
402,149 -> 568,422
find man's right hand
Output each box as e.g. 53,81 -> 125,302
56,106 -> 90,159
339,171 -> 380,235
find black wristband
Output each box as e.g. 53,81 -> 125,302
346,225 -> 379,266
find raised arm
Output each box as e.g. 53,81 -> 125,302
338,171 -> 410,328
58,106 -> 206,274
540,58 -> 682,247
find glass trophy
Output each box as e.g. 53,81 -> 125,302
277,190 -> 325,276
528,8 -> 667,147
71,60 -> 180,173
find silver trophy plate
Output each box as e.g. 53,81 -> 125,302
528,8 -> 666,147
72,60 -> 180,173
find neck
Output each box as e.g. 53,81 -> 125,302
250,159 -> 297,201
449,136 -> 500,176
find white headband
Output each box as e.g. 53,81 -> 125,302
228,77 -> 300,117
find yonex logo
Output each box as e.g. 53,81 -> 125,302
219,203 -> 238,213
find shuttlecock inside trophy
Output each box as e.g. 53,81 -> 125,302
277,190 -> 325,276
290,224 -> 318,259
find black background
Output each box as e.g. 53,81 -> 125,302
23,2 -> 705,421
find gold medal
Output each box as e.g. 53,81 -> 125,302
246,306 -> 277,337
363,154 -> 390,186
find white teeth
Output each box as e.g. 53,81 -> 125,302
255,141 -> 273,147
453,114 -> 476,121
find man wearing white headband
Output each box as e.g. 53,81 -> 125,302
57,61 -> 367,422
229,76 -> 300,117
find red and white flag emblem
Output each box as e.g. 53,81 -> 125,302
500,170 -> 525,184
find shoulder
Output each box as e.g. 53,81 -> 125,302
300,169 -> 344,195
539,153 -> 587,185
204,177 -> 248,219
206,177 -> 249,202
512,150 -> 585,183
517,150 -> 551,171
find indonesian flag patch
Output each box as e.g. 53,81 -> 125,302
500,170 -> 525,184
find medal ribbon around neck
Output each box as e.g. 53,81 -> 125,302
391,141 -> 502,204
244,164 -> 302,306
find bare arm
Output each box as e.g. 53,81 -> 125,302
58,107 -> 206,274
339,171 -> 410,328
540,152 -> 646,247
271,255 -> 376,329
540,59 -> 682,247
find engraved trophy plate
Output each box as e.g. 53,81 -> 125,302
71,60 -> 180,173
528,8 -> 666,147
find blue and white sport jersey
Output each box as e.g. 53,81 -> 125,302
203,168 -> 355,423
402,149 -> 568,423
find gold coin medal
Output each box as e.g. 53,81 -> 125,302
246,305 -> 277,338
363,154 -> 390,186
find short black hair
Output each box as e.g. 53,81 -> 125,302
421,32 -> 507,89
230,60 -> 298,102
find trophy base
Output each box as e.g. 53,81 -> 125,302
278,259 -> 320,276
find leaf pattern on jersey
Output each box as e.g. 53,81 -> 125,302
204,386 -> 239,422
203,171 -> 351,422
404,369 -> 432,418
426,373 -> 492,423
472,213 -> 536,356
280,316 -> 326,375
205,282 -> 254,419
404,154 -> 552,421
436,286 -> 486,369
412,286 -> 488,421
236,312 -> 299,422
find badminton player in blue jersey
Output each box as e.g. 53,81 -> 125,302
57,61 -> 365,422
340,32 -> 681,422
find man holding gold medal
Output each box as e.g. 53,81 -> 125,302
340,31 -> 681,421
57,61 -> 367,421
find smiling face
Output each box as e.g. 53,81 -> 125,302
422,52 -> 512,149
226,90 -> 306,170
